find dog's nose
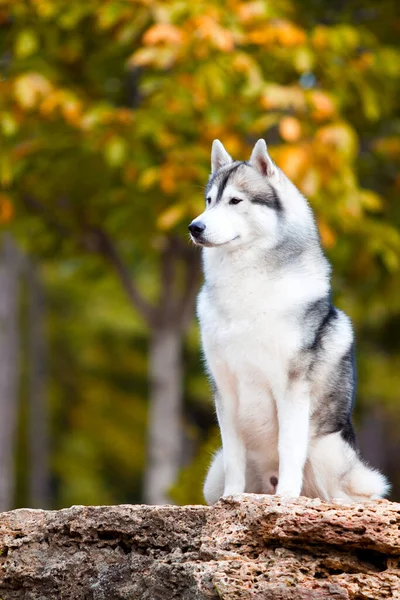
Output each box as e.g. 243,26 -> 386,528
188,221 -> 206,237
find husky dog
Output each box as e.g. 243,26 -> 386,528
189,139 -> 389,504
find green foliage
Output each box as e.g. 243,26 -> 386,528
45,258 -> 149,507
1,0 -> 400,504
169,428 -> 220,505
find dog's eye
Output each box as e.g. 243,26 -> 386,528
206,197 -> 211,205
229,198 -> 243,205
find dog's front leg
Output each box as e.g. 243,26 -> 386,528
215,390 -> 246,497
276,380 -> 310,497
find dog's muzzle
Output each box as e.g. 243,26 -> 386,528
188,221 -> 206,239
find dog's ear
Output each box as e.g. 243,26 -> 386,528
211,140 -> 232,173
250,139 -> 279,179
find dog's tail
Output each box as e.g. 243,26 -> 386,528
203,448 -> 224,505
343,459 -> 390,500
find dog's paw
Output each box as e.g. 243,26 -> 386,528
221,492 -> 252,504
275,487 -> 300,499
332,496 -> 352,505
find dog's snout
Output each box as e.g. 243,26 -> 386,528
189,221 -> 206,237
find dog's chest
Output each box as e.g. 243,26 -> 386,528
198,269 -> 306,383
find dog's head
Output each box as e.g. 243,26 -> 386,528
189,139 -> 308,250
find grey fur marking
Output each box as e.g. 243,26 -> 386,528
251,186 -> 282,212
206,162 -> 244,203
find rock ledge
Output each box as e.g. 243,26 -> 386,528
0,495 -> 399,599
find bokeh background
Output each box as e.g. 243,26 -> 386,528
0,0 -> 399,510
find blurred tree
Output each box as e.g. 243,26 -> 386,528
0,235 -> 21,511
1,0 -> 400,504
27,262 -> 50,508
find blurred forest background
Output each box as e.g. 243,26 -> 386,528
0,0 -> 400,510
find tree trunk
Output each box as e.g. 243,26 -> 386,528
27,262 -> 50,508
144,327 -> 183,504
81,229 -> 200,506
0,235 -> 20,511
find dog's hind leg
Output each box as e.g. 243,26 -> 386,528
306,432 -> 390,501
203,448 -> 264,505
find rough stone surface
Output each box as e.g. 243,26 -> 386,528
0,495 -> 399,599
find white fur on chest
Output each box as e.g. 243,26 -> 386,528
198,247 -> 329,454
199,249 -> 327,380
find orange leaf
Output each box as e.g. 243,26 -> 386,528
248,21 -> 306,47
238,2 -> 266,23
157,204 -> 185,231
62,97 -> 83,127
261,84 -> 306,112
193,16 -> 234,52
160,164 -> 178,194
247,28 -> 274,45
0,194 -> 14,224
279,117 -> 302,142
143,24 -> 183,46
318,218 -> 336,248
275,22 -> 306,47
315,123 -> 357,157
274,145 -> 309,180
309,91 -> 336,121
311,25 -> 329,50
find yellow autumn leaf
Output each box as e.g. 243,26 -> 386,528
0,156 -> 12,186
104,136 -> 128,168
315,123 -> 358,157
15,29 -> 39,58
300,169 -> 320,197
359,190 -> 382,213
157,205 -> 185,231
0,112 -> 18,137
261,84 -> 306,112
128,46 -> 177,68
31,0 -> 56,18
293,47 -> 314,73
382,248 -> 399,272
138,167 -> 159,189
14,73 -> 52,109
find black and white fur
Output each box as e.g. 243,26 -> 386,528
189,139 -> 389,504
